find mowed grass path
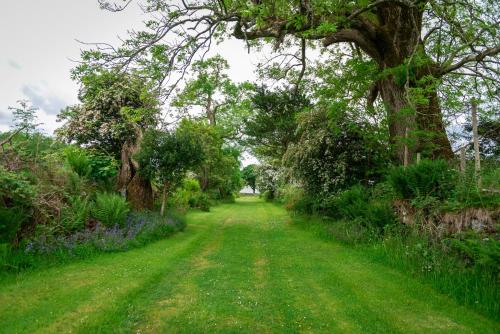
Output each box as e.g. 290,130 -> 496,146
0,197 -> 498,333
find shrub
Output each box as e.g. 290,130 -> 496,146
60,196 -> 90,232
169,178 -> 211,211
482,161 -> 500,190
388,159 -> 456,200
0,166 -> 36,206
364,201 -> 397,229
279,184 -> 304,209
197,193 -> 211,212
333,185 -> 396,229
64,146 -> 92,177
446,168 -> 500,209
262,190 -> 274,202
334,185 -> 370,219
91,192 -> 129,227
182,178 -> 201,192
1,210 -> 187,272
0,207 -> 27,243
448,230 -> 500,273
283,108 -> 388,197
86,150 -> 119,183
169,189 -> 190,212
0,167 -> 35,243
220,193 -> 236,203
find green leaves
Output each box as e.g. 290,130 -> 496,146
91,192 -> 129,227
57,70 -> 160,158
136,121 -> 205,186
243,86 -> 310,161
241,164 -> 258,191
303,21 -> 337,38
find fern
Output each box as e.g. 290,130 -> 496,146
91,192 -> 129,227
64,147 -> 92,177
60,196 -> 90,231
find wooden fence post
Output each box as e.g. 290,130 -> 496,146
471,100 -> 481,189
460,147 -> 466,174
404,127 -> 409,168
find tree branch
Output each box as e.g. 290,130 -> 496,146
440,45 -> 500,75
323,29 -> 380,60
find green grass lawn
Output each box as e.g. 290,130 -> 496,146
0,197 -> 498,333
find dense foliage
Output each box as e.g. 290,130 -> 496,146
57,70 -> 159,157
1,0 -> 499,322
284,108 -> 388,197
243,86 -> 310,162
136,121 -> 205,215
241,164 -> 257,193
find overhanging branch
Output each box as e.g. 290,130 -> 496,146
323,29 -> 380,60
440,45 -> 500,75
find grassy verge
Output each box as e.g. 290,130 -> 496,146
0,210 -> 186,275
290,211 -> 499,320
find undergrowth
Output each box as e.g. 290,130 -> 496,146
290,211 -> 499,320
284,159 -> 499,320
0,210 -> 186,274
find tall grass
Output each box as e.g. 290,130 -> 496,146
292,215 -> 499,320
371,227 -> 499,319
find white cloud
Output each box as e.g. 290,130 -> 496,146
21,85 -> 68,115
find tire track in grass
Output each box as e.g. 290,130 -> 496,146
132,219 -> 227,333
259,203 -> 397,333
156,220 -> 264,332
1,197 -> 498,333
257,204 -> 321,333
71,215 -> 225,333
73,207 -> 231,333
0,223 -> 214,333
280,218 -> 498,333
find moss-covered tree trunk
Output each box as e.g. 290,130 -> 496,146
370,3 -> 453,162
117,128 -> 153,210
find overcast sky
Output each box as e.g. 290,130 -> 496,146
0,1 -> 258,130
0,0 -> 261,163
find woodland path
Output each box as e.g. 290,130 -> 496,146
0,197 -> 498,333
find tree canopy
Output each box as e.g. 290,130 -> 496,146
136,120 -> 205,214
84,0 -> 499,163
243,86 -> 310,163
57,70 -> 160,158
241,164 -> 257,193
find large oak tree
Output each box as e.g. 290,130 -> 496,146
88,0 -> 500,162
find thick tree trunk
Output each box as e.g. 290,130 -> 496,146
373,3 -> 453,163
415,89 -> 453,159
127,174 -> 154,210
378,77 -> 416,163
117,127 -> 154,210
377,77 -> 453,162
199,165 -> 209,191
